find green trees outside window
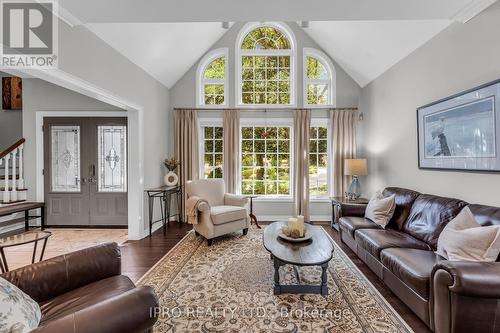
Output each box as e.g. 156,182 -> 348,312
241,126 -> 291,195
203,126 -> 223,178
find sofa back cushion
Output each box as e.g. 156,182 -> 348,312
468,204 -> 500,226
468,204 -> 500,261
403,194 -> 467,249
382,187 -> 421,230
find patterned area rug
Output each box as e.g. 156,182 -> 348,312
138,226 -> 413,333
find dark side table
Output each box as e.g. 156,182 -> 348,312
331,196 -> 369,231
247,195 -> 260,229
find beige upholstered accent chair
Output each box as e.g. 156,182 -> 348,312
186,179 -> 249,245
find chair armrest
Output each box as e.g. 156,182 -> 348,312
224,193 -> 248,207
32,286 -> 158,333
197,201 -> 210,212
432,261 -> 500,298
186,195 -> 210,212
1,242 -> 121,303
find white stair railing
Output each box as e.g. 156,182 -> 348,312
3,154 -> 10,203
11,148 -> 17,202
0,138 -> 26,204
18,144 -> 24,189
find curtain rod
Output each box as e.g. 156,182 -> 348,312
174,107 -> 358,111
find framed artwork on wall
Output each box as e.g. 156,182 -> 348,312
417,79 -> 500,172
2,77 -> 23,110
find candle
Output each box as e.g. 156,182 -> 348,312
288,217 -> 297,230
297,215 -> 305,237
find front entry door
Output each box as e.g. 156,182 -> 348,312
44,117 -> 128,226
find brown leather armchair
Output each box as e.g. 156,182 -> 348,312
1,242 -> 158,333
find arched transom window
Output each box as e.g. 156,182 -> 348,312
304,48 -> 335,106
237,23 -> 295,106
197,48 -> 228,107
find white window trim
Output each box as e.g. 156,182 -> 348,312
235,22 -> 297,108
309,118 -> 330,202
196,48 -> 229,108
303,48 -> 336,108
198,118 -> 223,179
239,117 -> 294,198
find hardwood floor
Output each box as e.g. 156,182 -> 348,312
121,221 -> 430,333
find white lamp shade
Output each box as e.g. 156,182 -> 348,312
344,159 -> 368,176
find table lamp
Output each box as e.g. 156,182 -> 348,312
344,159 -> 367,199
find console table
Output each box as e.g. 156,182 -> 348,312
0,202 -> 45,231
330,196 -> 369,231
145,185 -> 183,236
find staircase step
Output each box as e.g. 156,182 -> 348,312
0,199 -> 27,205
0,175 -> 19,180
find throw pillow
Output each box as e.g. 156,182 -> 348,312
436,206 -> 500,261
0,277 -> 41,333
365,191 -> 396,228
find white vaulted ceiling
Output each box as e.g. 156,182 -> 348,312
63,0 -> 497,88
304,20 -> 452,87
86,23 -> 229,88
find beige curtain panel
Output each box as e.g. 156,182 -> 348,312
293,109 -> 311,221
330,108 -> 358,197
223,109 -> 241,193
174,108 -> 199,192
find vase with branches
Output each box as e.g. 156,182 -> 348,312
163,158 -> 180,186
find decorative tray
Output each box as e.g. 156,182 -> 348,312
278,225 -> 312,242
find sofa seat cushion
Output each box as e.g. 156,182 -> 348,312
40,275 -> 135,324
210,206 -> 247,225
355,229 -> 432,260
381,248 -> 442,299
339,216 -> 380,237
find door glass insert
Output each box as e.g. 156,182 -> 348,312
98,125 -> 127,192
51,125 -> 81,192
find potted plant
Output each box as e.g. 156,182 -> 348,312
163,157 -> 180,186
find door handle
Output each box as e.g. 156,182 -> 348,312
76,177 -> 87,185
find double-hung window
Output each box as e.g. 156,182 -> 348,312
201,126 -> 224,178
241,126 -> 291,196
309,125 -> 329,197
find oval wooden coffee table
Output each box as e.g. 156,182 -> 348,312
263,221 -> 334,296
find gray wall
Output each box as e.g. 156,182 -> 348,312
359,2 -> 500,206
26,20 -> 171,238
22,78 -> 123,200
170,22 -> 361,220
0,72 -> 23,151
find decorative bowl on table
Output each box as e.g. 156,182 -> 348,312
278,225 -> 312,242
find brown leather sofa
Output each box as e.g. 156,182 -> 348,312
339,187 -> 500,333
1,242 -> 158,333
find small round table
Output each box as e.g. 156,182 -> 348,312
0,230 -> 52,273
247,195 -> 261,229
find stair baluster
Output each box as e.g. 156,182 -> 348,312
3,154 -> 10,203
18,144 -> 24,189
11,149 -> 17,202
